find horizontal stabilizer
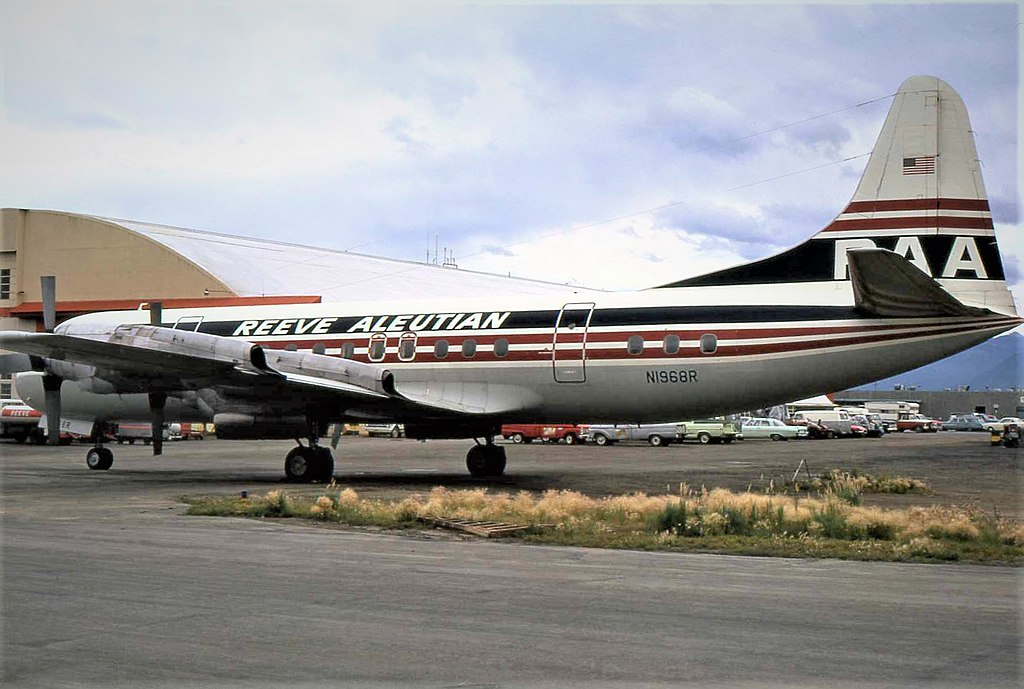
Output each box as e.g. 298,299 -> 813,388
847,248 -> 988,318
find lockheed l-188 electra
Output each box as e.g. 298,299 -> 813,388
1,75 -> 1019,480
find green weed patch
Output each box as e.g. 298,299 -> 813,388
185,481 -> 1023,564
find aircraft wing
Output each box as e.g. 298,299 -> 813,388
0,326 -> 530,417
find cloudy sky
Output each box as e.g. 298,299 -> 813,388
1,1 -> 1019,310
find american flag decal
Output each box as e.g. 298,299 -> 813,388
902,155 -> 936,175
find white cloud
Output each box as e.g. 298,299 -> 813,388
0,2 -> 1018,311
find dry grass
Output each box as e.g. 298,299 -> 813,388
186,481 -> 1023,564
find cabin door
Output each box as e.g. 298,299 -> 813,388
552,302 -> 595,383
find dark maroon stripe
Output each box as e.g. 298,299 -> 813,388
822,216 -> 994,232
842,198 -> 990,213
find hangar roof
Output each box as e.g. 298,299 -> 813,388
98,215 -> 598,302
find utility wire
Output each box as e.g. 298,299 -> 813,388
729,92 -> 895,143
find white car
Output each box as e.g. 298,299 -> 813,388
741,418 -> 808,441
982,417 -> 1023,433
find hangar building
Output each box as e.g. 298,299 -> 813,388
0,208 -> 593,397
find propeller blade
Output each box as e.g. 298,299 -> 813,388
149,392 -> 166,456
42,374 -> 62,445
40,275 -> 56,332
149,301 -> 162,327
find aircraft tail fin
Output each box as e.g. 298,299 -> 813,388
662,76 -> 1017,317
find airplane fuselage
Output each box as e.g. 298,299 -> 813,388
17,282 -> 1019,426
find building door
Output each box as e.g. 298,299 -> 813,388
552,302 -> 595,383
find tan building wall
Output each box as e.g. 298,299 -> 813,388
0,209 -> 234,305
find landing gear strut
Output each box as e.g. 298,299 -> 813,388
466,437 -> 506,478
285,421 -> 334,483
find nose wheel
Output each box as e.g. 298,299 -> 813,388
86,446 -> 114,471
466,440 -> 506,478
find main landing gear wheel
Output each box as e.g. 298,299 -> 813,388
466,443 -> 507,478
86,447 -> 114,471
285,445 -> 335,483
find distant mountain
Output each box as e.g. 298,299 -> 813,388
853,332 -> 1022,391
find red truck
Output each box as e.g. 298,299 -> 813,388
500,424 -> 587,445
0,403 -> 43,443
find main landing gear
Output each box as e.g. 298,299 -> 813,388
285,420 -> 335,483
466,437 -> 507,478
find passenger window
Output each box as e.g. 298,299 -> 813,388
434,340 -> 449,358
368,334 -> 386,362
312,343 -> 326,355
627,335 -> 644,355
699,333 -> 718,354
398,333 -> 417,361
663,334 -> 680,355
284,344 -> 298,352
341,343 -> 355,359
462,339 -> 477,358
494,338 -> 509,358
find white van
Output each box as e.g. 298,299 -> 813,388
790,409 -> 854,437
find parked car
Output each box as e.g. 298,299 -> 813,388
584,423 -> 684,447
982,417 -> 1024,433
895,413 -> 942,433
943,414 -> 986,432
678,419 -> 742,444
501,424 -> 586,445
362,423 -> 405,438
740,418 -> 808,441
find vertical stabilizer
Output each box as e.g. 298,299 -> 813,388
663,76 -> 1017,317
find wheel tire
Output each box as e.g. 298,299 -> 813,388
13,432 -> 27,444
769,434 -> 783,442
284,447 -> 312,481
564,433 -> 577,445
594,434 -> 609,446
697,432 -> 711,445
86,447 -> 113,471
648,435 -> 663,447
511,433 -> 524,444
390,427 -> 401,439
826,430 -> 836,439
312,447 -> 335,482
466,444 -> 507,478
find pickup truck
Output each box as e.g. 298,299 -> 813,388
678,419 -> 743,444
584,423 -> 684,447
501,424 -> 586,445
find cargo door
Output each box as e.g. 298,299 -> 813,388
552,302 -> 595,383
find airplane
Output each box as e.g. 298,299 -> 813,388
0,75 -> 1019,481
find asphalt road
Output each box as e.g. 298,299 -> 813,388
2,436 -> 1020,687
